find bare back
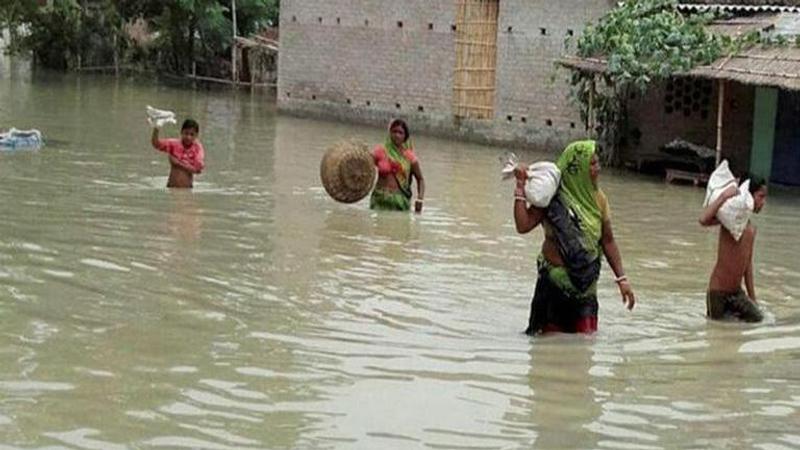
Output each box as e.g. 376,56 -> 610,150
709,223 -> 755,292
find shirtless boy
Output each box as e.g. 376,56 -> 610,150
699,175 -> 768,322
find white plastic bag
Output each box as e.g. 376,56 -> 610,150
524,162 -> 561,207
0,127 -> 43,149
500,153 -> 561,208
146,105 -> 177,128
716,179 -> 754,241
704,160 -> 736,207
704,161 -> 753,241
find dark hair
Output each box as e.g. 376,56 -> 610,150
181,118 -> 200,133
389,118 -> 410,143
740,172 -> 767,194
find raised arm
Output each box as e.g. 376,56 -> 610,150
699,184 -> 738,226
513,173 -> 545,233
151,128 -> 160,149
601,218 -> 635,310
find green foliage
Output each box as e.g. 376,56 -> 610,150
151,0 -> 231,73
23,0 -> 82,69
575,0 -> 730,91
0,0 -> 37,52
4,0 -> 280,74
149,0 -> 279,75
567,0 -> 738,163
236,0 -> 280,33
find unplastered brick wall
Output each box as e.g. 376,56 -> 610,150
278,0 -> 456,118
496,0 -> 614,141
278,0 -> 614,150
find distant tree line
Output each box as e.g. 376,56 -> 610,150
0,0 -> 279,75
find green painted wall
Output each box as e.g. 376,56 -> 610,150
750,86 -> 778,180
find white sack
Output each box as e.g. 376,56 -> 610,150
704,161 -> 754,241
146,105 -> 177,128
524,162 -> 561,208
704,160 -> 735,207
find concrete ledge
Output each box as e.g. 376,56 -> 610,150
278,99 -> 587,153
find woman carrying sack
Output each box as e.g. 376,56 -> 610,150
513,140 -> 636,335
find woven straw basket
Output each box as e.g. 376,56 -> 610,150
320,140 -> 376,203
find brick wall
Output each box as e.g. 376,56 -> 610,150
495,0 -> 615,149
278,0 -> 614,151
625,78 -> 753,174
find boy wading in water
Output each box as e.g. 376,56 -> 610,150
151,119 -> 205,188
699,175 -> 768,322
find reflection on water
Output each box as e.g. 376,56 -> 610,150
0,58 -> 798,448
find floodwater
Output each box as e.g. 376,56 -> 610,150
1,57 -> 799,449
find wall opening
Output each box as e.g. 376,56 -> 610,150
453,0 -> 499,120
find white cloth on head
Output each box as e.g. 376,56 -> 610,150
146,105 -> 177,128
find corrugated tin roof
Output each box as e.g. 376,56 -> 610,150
679,0 -> 800,6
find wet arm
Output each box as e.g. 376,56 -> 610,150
602,219 -> 636,310
151,128 -> 160,149
601,219 -> 625,278
168,154 -> 200,174
513,179 -> 545,234
745,260 -> 756,302
168,144 -> 204,174
184,147 -> 205,174
745,229 -> 757,301
699,185 -> 738,226
412,161 -> 425,201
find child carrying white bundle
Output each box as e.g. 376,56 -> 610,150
501,153 -> 561,207
703,160 -> 754,241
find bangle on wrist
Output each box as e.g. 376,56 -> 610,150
614,275 -> 628,284
514,196 -> 527,202
415,199 -> 423,203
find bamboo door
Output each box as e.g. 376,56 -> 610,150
453,0 -> 499,119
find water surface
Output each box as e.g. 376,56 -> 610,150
1,56 -> 799,449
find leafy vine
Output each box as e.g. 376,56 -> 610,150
565,0 -> 761,163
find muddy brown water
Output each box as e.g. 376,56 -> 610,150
1,57 -> 798,449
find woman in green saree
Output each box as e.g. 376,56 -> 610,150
370,119 -> 426,212
513,140 -> 636,335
